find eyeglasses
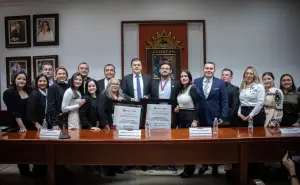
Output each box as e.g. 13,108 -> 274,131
111,83 -> 120,86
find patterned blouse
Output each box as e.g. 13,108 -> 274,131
263,87 -> 284,127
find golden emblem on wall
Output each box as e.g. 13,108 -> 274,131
146,30 -> 183,79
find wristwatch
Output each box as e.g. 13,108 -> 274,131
288,175 -> 298,180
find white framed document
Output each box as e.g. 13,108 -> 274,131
146,104 -> 172,129
113,105 -> 141,130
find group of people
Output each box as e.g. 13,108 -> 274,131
2,57 -> 300,179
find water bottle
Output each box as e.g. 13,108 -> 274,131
248,117 -> 253,132
213,118 -> 219,135
145,119 -> 151,138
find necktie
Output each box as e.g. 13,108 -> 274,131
203,79 -> 210,98
136,75 -> 142,101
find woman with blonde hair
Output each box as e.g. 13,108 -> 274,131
238,66 -> 265,127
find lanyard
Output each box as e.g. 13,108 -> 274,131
160,79 -> 169,91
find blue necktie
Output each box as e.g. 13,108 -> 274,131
136,75 -> 142,101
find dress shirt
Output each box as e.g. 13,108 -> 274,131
133,73 -> 144,101
104,78 -> 109,89
238,83 -> 265,118
202,77 -> 213,96
159,78 -> 171,99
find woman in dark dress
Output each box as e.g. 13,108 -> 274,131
47,66 -> 69,129
3,71 -> 33,177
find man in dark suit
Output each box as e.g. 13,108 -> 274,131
194,62 -> 228,177
122,58 -> 152,101
97,64 -> 117,93
221,68 -> 240,126
149,60 -> 180,173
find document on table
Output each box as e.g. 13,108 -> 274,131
113,105 -> 141,130
146,104 -> 172,129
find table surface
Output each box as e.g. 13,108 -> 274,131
1,127 -> 299,143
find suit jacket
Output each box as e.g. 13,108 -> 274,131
298,86 -> 300,92
3,86 -> 33,129
97,78 -> 123,94
151,79 -> 180,104
194,76 -> 228,125
121,73 -> 152,99
226,83 -> 240,125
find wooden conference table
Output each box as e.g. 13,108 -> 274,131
0,127 -> 300,185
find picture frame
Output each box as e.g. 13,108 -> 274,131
33,55 -> 58,79
33,14 -> 59,46
6,56 -> 31,88
5,15 -> 31,48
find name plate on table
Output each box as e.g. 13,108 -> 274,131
117,129 -> 141,139
280,128 -> 300,135
189,127 -> 212,136
39,129 -> 61,139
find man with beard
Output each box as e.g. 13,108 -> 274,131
148,60 -> 180,174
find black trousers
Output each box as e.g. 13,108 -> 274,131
238,106 -> 265,127
178,110 -> 197,175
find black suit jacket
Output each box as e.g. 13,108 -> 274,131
151,79 -> 181,103
121,73 -> 152,99
226,83 -> 240,125
97,78 -> 123,94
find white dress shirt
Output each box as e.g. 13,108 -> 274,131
104,78 -> 109,89
133,73 -> 144,101
37,30 -> 54,42
202,77 -> 213,97
238,83 -> 265,118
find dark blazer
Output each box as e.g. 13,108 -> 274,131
121,73 -> 152,99
97,78 -> 123,94
226,83 -> 240,125
298,87 -> 300,92
98,91 -> 128,128
151,79 -> 181,104
3,86 -> 33,129
26,89 -> 47,124
194,76 -> 228,126
46,82 -> 69,128
79,95 -> 99,129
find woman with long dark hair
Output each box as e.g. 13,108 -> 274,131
3,71 -> 33,177
280,74 -> 300,127
175,69 -> 200,178
61,72 -> 85,129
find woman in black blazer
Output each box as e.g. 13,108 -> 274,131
98,78 -> 129,129
79,78 -> 101,130
47,66 -> 69,129
26,74 -> 49,129
26,73 -> 49,178
3,71 -> 33,177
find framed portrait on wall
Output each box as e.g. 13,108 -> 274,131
33,55 -> 58,79
33,14 -> 59,46
6,56 -> 31,88
5,15 -> 31,48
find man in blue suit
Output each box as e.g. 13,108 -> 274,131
194,61 -> 228,176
